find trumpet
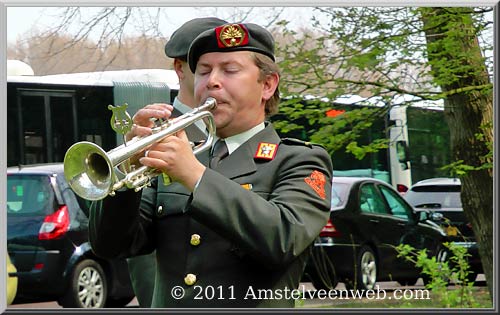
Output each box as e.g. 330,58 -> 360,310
64,97 -> 217,201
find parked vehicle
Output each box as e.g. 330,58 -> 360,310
7,163 -> 134,308
304,177 -> 448,291
404,178 -> 483,281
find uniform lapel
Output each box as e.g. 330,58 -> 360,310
197,148 -> 210,167
215,123 -> 281,179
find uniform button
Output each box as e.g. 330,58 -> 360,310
190,234 -> 201,246
157,205 -> 163,215
184,273 -> 197,286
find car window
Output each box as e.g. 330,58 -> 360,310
359,183 -> 388,214
379,185 -> 412,220
405,185 -> 462,208
7,175 -> 55,216
331,182 -> 349,208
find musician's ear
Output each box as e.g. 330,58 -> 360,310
174,59 -> 186,79
262,72 -> 279,102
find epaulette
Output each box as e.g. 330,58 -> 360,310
281,138 -> 314,148
281,138 -> 328,150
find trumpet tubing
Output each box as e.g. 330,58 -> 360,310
64,97 -> 217,200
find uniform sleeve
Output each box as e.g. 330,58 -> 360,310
189,145 -> 332,268
88,179 -> 158,259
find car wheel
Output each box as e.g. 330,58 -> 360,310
59,259 -> 108,308
422,246 -> 449,286
466,272 -> 478,283
308,247 -> 338,290
345,246 -> 377,292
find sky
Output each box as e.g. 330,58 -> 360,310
6,6 -> 316,44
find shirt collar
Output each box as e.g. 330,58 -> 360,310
172,97 -> 192,114
216,122 -> 266,155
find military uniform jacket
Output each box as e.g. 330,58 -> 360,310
125,105 -> 207,307
89,123 -> 332,308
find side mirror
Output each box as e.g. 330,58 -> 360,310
418,210 -> 444,222
429,211 -> 444,221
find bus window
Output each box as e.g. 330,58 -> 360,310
20,95 -> 47,164
396,140 -> 409,163
51,96 -> 77,162
18,91 -> 76,165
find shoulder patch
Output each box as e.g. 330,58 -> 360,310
304,170 -> 327,199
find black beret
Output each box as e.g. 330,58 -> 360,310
165,17 -> 228,59
188,23 -> 275,73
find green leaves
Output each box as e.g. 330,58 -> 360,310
395,243 -> 480,308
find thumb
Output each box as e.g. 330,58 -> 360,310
176,129 -> 189,142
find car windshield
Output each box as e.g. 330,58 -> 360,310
331,182 -> 350,209
7,175 -> 55,216
405,185 -> 462,208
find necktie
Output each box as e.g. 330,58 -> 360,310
210,139 -> 229,168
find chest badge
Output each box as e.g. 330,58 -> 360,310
254,142 -> 278,160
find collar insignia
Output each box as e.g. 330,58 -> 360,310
254,142 -> 278,160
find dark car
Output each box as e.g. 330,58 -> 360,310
7,163 -> 134,308
404,178 -> 483,281
304,177 -> 448,291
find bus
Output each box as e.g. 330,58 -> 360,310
7,64 -> 179,167
274,95 -> 452,193
387,100 -> 451,192
7,63 -> 451,193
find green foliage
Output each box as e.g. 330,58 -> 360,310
417,7 -> 492,91
344,139 -> 389,160
396,243 -> 480,308
273,96 -> 390,162
440,122 -> 493,176
273,7 -> 492,166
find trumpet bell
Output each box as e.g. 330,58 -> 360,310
64,141 -> 113,201
63,97 -> 216,200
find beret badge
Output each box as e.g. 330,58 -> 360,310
216,24 -> 249,48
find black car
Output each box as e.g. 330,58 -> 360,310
304,177 -> 448,291
7,163 -> 134,308
404,178 -> 483,281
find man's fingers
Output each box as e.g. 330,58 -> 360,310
176,129 -> 189,142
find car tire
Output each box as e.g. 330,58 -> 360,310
345,246 -> 377,292
422,246 -> 449,286
307,247 -> 339,290
59,259 -> 108,308
466,272 -> 478,283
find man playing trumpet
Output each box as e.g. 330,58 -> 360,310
89,21 -> 332,308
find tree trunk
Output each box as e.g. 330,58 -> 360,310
419,7 -> 493,298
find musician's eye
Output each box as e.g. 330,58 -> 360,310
196,66 -> 211,76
